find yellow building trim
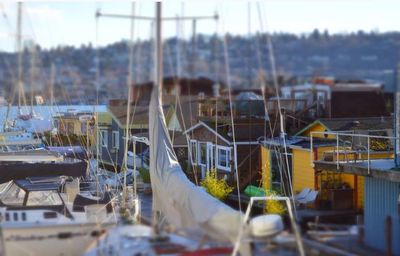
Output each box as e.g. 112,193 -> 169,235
261,146 -> 271,191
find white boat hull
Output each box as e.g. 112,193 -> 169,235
2,222 -> 113,256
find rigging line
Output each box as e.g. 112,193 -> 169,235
122,2 -> 136,204
253,10 -> 284,195
247,2 -> 253,186
0,9 -> 18,105
256,2 -> 296,212
213,4 -> 219,169
170,12 -> 200,184
163,31 -> 178,143
179,2 -> 199,182
94,3 -> 101,191
220,9 -> 241,212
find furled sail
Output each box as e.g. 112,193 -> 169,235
149,85 -> 241,243
148,2 -> 241,244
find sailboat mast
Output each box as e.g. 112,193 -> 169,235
30,44 -> 36,114
155,2 -> 162,98
16,2 -> 23,110
122,2 -> 135,207
50,63 -> 55,112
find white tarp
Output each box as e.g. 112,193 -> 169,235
149,86 -> 241,243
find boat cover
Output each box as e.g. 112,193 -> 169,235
0,159 -> 87,183
149,84 -> 241,243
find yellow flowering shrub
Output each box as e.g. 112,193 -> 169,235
265,190 -> 286,215
201,169 -> 233,200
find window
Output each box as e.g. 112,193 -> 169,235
216,146 -> 231,171
189,140 -> 198,165
198,142 -> 207,165
100,130 -> 108,148
112,131 -> 119,149
22,212 -> 26,221
43,212 -> 58,219
81,122 -> 87,134
13,212 -> 18,221
27,191 -> 63,206
2,185 -> 26,206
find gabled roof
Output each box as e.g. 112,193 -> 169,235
184,121 -> 231,145
108,99 -> 175,129
295,116 -> 393,136
184,119 -> 270,145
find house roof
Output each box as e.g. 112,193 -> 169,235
261,136 -> 338,150
185,119 -> 271,144
132,130 -> 188,147
296,116 -> 393,136
108,99 -> 175,128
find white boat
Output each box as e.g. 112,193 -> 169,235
0,131 -> 43,150
0,149 -> 63,162
0,178 -> 116,256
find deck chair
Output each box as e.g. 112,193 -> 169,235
293,188 -> 311,201
297,190 -> 319,205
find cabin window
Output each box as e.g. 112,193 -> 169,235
5,213 -> 9,221
13,212 -> 18,221
22,212 -> 26,221
112,131 -> 119,149
100,130 -> 108,148
198,142 -> 207,165
27,191 -> 63,206
216,146 -> 231,171
2,185 -> 26,206
189,140 -> 198,165
43,212 -> 57,219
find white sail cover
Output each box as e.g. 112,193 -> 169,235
149,87 -> 241,243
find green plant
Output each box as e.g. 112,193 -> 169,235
138,167 -> 151,183
201,169 -> 233,200
265,190 -> 286,216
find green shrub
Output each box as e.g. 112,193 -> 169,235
138,167 -> 151,183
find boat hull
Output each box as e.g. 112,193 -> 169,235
2,222 -> 113,256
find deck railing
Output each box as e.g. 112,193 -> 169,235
310,131 -> 399,174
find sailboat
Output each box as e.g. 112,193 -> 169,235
0,177 -> 116,256
84,3 -> 305,255
3,2 -> 52,136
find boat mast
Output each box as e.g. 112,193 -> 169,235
122,2 -> 135,209
50,63 -> 55,113
16,2 -> 23,112
155,3 -> 162,100
30,43 -> 36,114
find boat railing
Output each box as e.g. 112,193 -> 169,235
310,131 -> 399,174
232,196 -> 305,256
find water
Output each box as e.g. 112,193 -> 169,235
0,105 -> 107,131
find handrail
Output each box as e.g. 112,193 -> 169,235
232,196 -> 305,256
310,131 -> 399,174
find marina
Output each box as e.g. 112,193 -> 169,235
0,1 -> 397,255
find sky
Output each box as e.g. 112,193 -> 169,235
0,0 -> 399,52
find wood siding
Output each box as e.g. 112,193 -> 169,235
292,149 -> 315,193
